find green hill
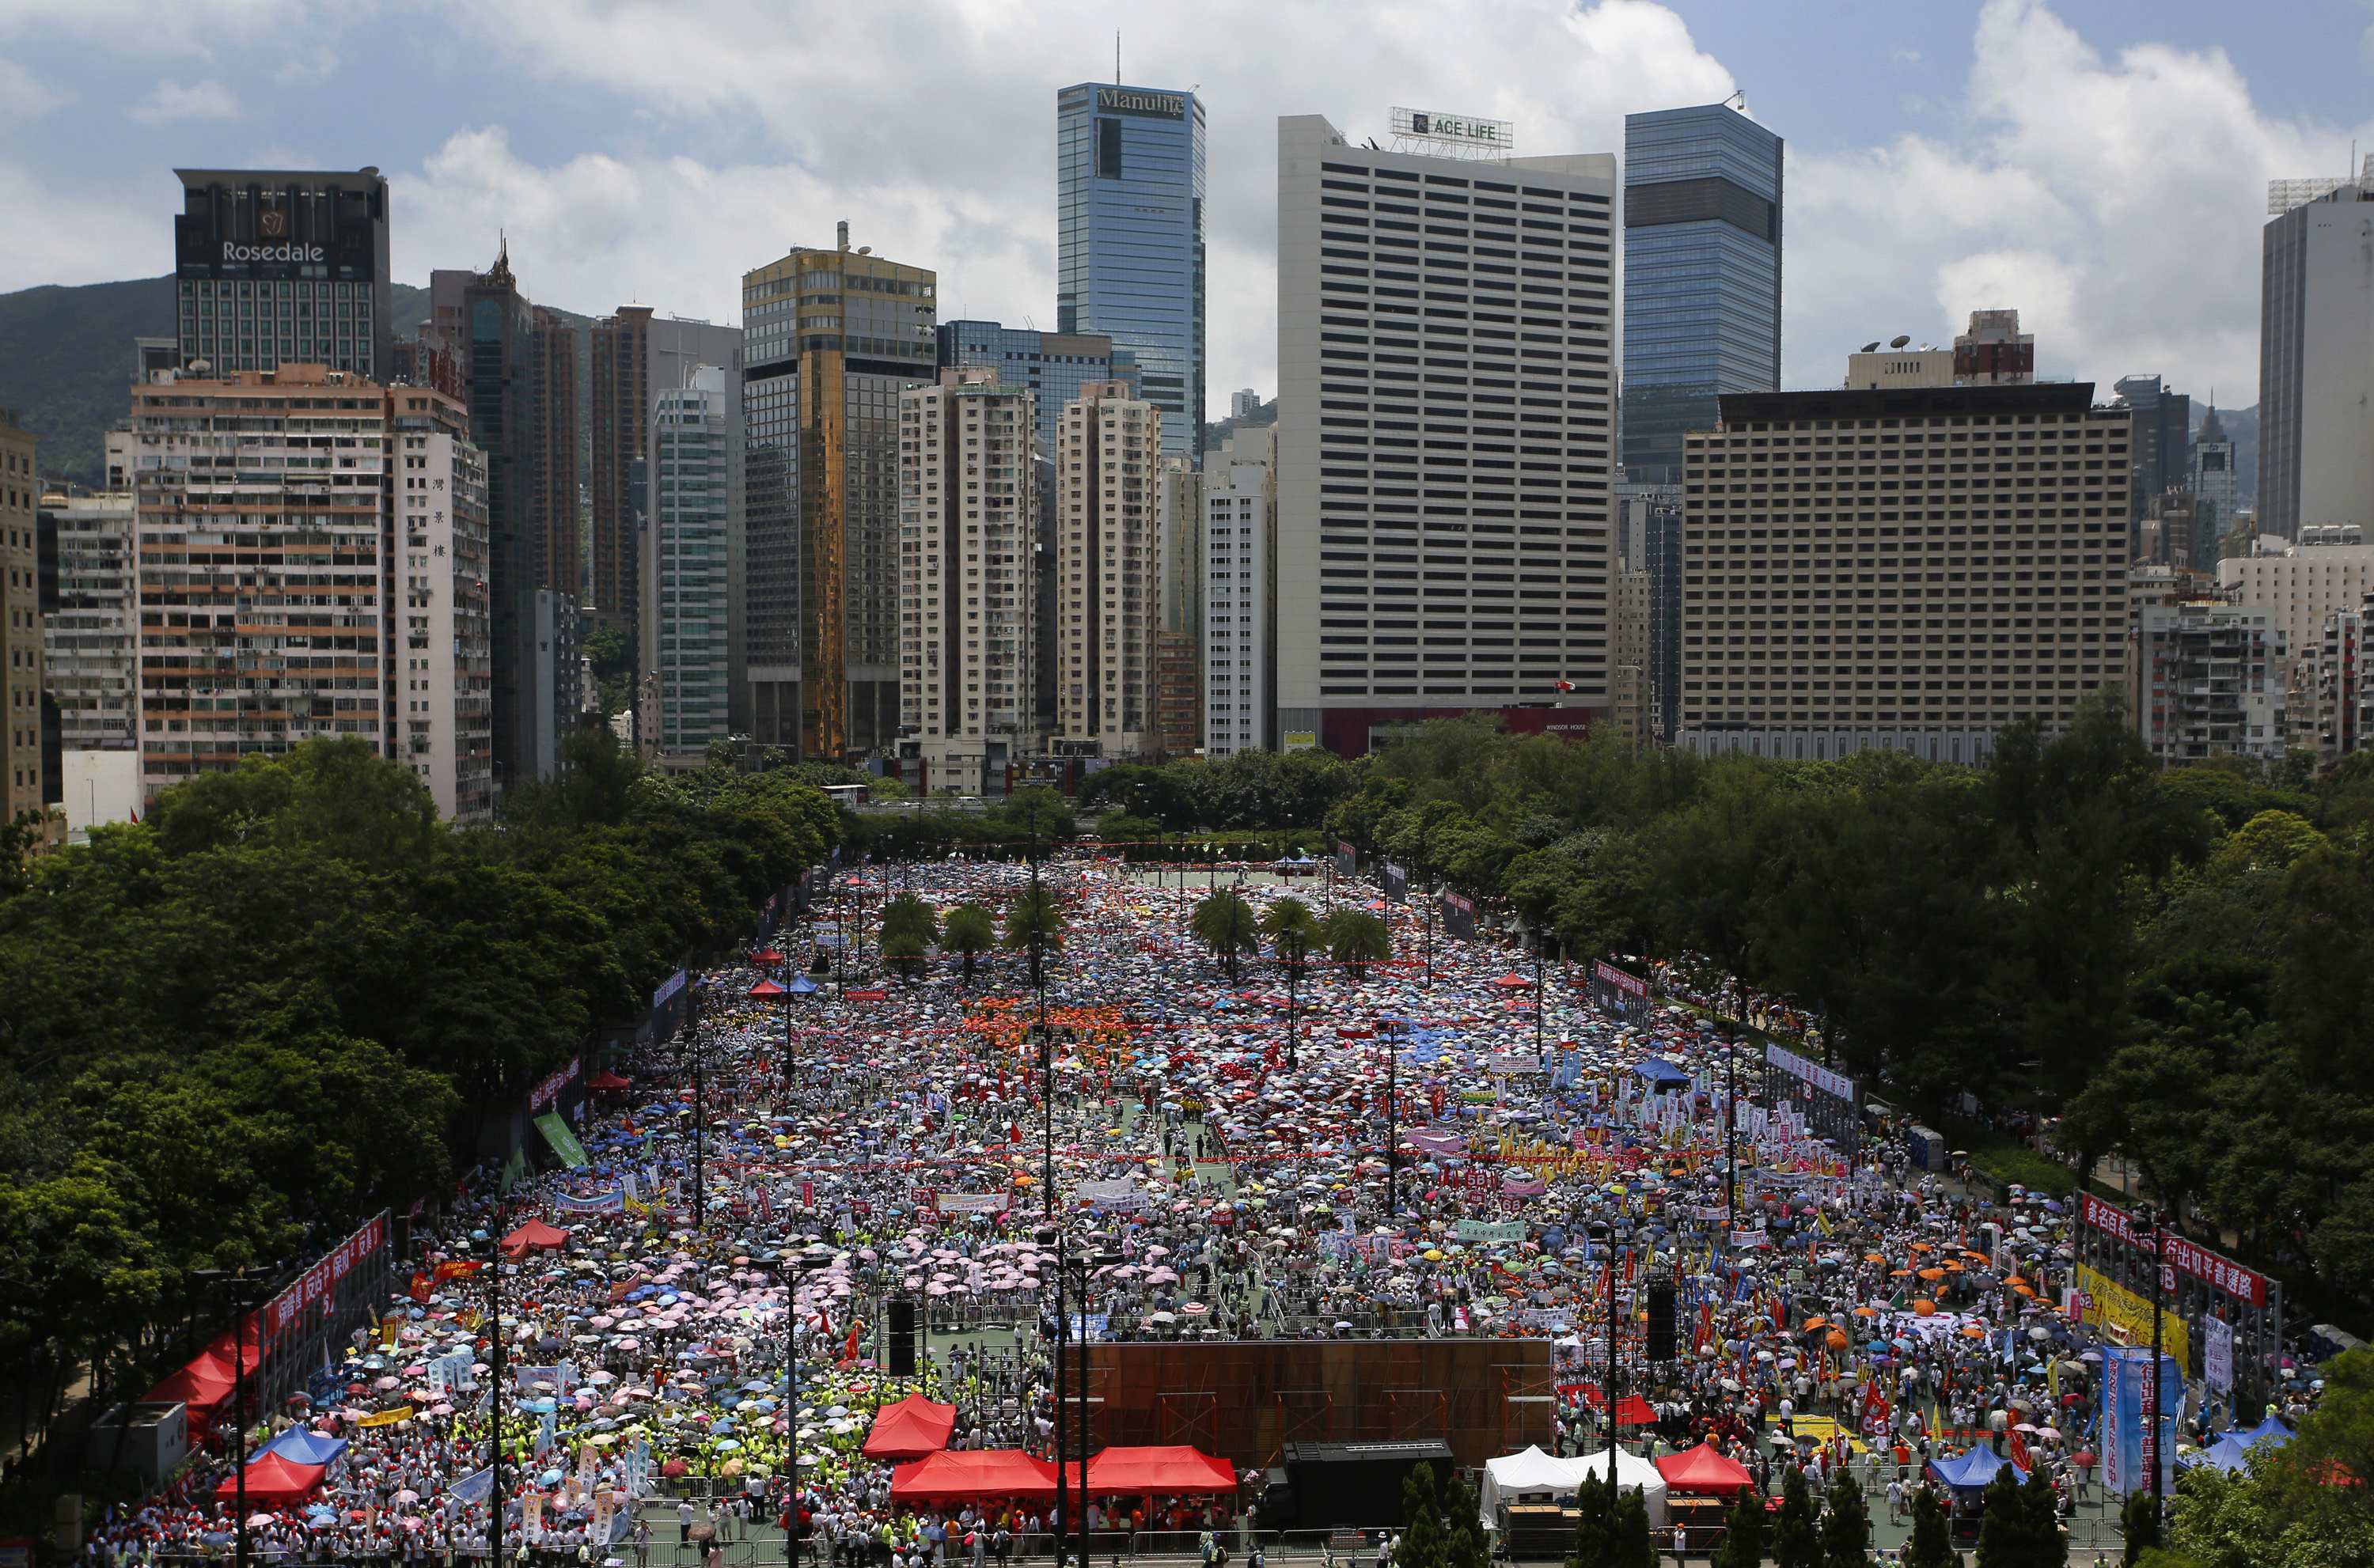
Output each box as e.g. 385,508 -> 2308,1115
0,275 -> 431,489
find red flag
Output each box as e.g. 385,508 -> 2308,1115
408,1271 -> 433,1305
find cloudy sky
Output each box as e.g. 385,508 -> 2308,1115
5,0 -> 2372,416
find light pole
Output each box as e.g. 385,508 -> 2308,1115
1724,1036 -> 1739,1237
1044,1246 -> 1124,1568
225,1274 -> 253,1568
1383,1021 -> 1400,1222
1590,1219 -> 1625,1459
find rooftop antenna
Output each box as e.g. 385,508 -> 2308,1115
1116,31 -> 1121,84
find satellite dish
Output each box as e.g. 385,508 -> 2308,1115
1890,335 -> 1912,350
1861,343 -> 1881,354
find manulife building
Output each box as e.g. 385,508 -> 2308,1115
1056,81 -> 1205,460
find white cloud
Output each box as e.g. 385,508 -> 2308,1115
1788,0 -> 2374,404
0,57 -> 70,120
0,160 -> 160,292
127,78 -> 241,125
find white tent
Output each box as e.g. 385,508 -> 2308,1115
1569,1447 -> 1670,1526
1479,1446 -> 1582,1527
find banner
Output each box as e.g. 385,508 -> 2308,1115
356,1406 -> 414,1429
555,1186 -> 624,1213
1336,841 -> 1358,878
2205,1316 -> 2233,1396
1384,863 -> 1409,905
2101,1346 -> 2179,1498
528,1057 -> 582,1115
433,1259 -> 486,1282
1763,1041 -> 1855,1103
2077,1195 -> 2268,1307
2073,1263 -> 2190,1369
1075,1179 -> 1151,1211
1454,1220 -> 1528,1244
451,1468 -> 493,1506
1593,960 -> 1648,1000
535,1113 -> 590,1169
932,1192 -> 1004,1214
1440,890 -> 1475,941
263,1214 -> 389,1335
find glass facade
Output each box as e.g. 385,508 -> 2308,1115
935,320 -> 1138,458
650,368 -> 738,753
1056,83 -> 1204,460
1621,104 -> 1783,483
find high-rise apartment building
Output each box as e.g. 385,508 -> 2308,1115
1203,426 -> 1275,757
643,365 -> 743,757
1673,381 -> 2133,763
2305,591 -> 2372,761
935,321 -> 1132,457
1614,484 -> 1684,740
2259,180 -> 2374,539
1231,389 -> 1261,420
40,492 -> 142,833
1057,83 -> 1205,461
2132,600 -> 2285,763
172,168 -> 392,380
741,233 -> 937,761
590,309 -> 745,641
3,411 -> 42,827
391,387 -> 495,820
2217,532 -> 2374,710
1273,113 -> 1617,758
898,369 -> 1040,790
1621,104 -> 1782,484
420,248 -> 579,793
1054,381 -> 1162,753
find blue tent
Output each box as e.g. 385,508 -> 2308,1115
1633,1057 -> 1691,1089
2201,1416 -> 2293,1472
2239,1415 -> 2294,1447
1928,1445 -> 2026,1494
787,975 -> 822,994
260,1429 -> 348,1468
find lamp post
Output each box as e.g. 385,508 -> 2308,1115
1589,1220 -> 1625,1459
1383,1021 -> 1400,1222
1044,1247 -> 1124,1568
783,1252 -> 835,1568
480,1209 -> 508,1568
1724,1037 -> 1739,1237
224,1274 -> 254,1568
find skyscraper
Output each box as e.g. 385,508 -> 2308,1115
3,411 -> 42,828
1272,112 -> 1617,758
1054,382 -> 1162,753
39,491 -> 140,832
2194,404 -> 2239,555
172,167 -> 392,380
1621,104 -> 1783,484
1057,82 -> 1205,460
590,308 -> 745,642
2114,374 -> 2192,532
741,231 -> 937,760
2259,178 -> 2374,539
1203,425 -> 1275,757
643,365 -> 742,756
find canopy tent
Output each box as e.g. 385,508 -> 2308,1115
1654,1445 -> 1756,1494
1577,1387 -> 1659,1425
1479,1446 -> 1578,1525
1928,1445 -> 2026,1494
586,1070 -> 632,1092
214,1452 -> 326,1506
145,1354 -> 236,1427
1086,1445 -> 1239,1495
2236,1415 -> 2294,1448
502,1219 -> 569,1257
889,1449 -> 1059,1502
1570,1449 -> 1669,1527
260,1429 -> 349,1470
861,1394 -> 958,1460
1633,1058 -> 1691,1089
2199,1418 -> 2293,1475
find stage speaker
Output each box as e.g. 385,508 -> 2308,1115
887,1297 -> 916,1375
1644,1282 -> 1676,1362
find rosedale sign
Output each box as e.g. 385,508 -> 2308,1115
223,241 -> 327,263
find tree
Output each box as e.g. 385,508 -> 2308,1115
1442,1473 -> 1489,1568
1772,1464 -> 1820,1568
1260,896 -> 1321,977
1318,907 -> 1392,979
1397,1462 -> 1450,1568
1977,1464 -> 2062,1568
2121,1487 -> 2164,1564
1902,1488 -> 1954,1568
1564,1471 -> 1614,1568
1002,884 -> 1068,986
1708,1487 -> 1765,1568
1191,890 -> 1261,982
1818,1471 -> 1869,1568
942,903 -> 996,982
878,893 -> 940,949
1606,1485 -> 1656,1568
881,933 -> 930,979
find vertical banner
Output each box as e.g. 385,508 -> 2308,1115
2205,1317 -> 2234,1396
1384,863 -> 1409,905
2102,1346 -> 2179,1498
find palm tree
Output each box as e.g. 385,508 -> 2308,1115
1259,896 -> 1320,979
942,903 -> 996,983
1318,907 -> 1392,980
1191,889 -> 1261,983
1002,884 -> 1068,987
878,892 -> 939,949
881,932 -> 930,979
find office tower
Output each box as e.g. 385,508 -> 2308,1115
2115,374 -> 2192,532
642,365 -> 743,757
935,321 -> 1132,457
1672,381 -> 2133,763
391,385 -> 495,820
422,247 -> 579,792
897,369 -> 1039,791
1054,381 -> 1162,753
2133,600 -> 2285,763
590,309 -> 745,641
1203,426 -> 1275,757
1273,112 -> 1617,758
3,411 -> 41,827
1621,104 -> 1782,484
741,232 -> 937,760
2260,178 -> 2374,539
1231,388 -> 1261,420
1057,82 -> 1205,460
1954,309 -> 2034,384
2193,404 -> 2239,557
172,168 -> 392,378
123,365 -> 390,800
39,492 -> 142,834
2217,529 -> 2374,706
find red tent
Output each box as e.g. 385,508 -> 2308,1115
586,1070 -> 632,1092
1655,1445 -> 1756,1494
1085,1445 -> 1239,1495
862,1394 -> 957,1460
748,979 -> 788,998
146,1354 -> 236,1430
889,1450 -> 1059,1502
502,1219 -> 569,1256
214,1452 -> 327,1505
